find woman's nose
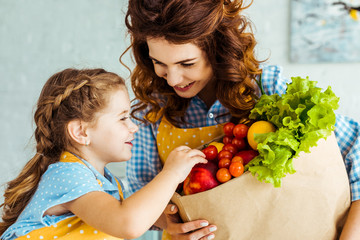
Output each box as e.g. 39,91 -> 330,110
165,68 -> 182,87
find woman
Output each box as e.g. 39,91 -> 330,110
122,0 -> 360,239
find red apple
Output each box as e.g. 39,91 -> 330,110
235,150 -> 259,165
183,162 -> 219,195
193,162 -> 218,175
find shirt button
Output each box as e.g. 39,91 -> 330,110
208,113 -> 214,119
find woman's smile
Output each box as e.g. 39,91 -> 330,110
147,37 -> 215,102
174,81 -> 195,92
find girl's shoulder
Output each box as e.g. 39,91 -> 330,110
36,162 -> 104,204
43,161 -> 97,182
1,162 -> 105,240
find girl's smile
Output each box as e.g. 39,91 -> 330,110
84,87 -> 138,171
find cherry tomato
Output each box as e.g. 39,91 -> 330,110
216,168 -> 232,183
222,136 -> 233,145
222,143 -> 237,155
218,150 -> 233,160
223,122 -> 235,137
233,124 -> 249,139
235,150 -> 259,165
218,158 -> 231,169
231,137 -> 247,150
229,162 -> 244,177
231,156 -> 244,165
202,145 -> 218,161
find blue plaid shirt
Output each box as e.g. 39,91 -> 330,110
127,65 -> 360,201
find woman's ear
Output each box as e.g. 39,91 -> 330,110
67,119 -> 89,146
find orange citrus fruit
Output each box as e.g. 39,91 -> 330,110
209,142 -> 224,152
247,121 -> 276,150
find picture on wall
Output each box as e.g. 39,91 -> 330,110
290,0 -> 360,63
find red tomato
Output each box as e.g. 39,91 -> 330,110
202,145 -> 218,161
218,158 -> 231,168
231,137 -> 247,150
222,143 -> 237,155
235,150 -> 259,165
218,150 -> 233,160
216,168 -> 232,183
223,122 -> 235,137
233,124 -> 249,139
222,136 -> 233,145
229,162 -> 244,177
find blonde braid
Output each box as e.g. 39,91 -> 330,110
1,68 -> 125,234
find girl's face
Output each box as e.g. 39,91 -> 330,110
147,38 -> 215,100
85,87 -> 138,166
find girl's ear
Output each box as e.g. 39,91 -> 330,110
67,119 -> 89,146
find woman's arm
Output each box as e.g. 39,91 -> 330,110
340,200 -> 360,239
336,115 -> 360,239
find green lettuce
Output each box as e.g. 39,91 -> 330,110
247,76 -> 339,187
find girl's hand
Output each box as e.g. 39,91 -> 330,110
162,146 -> 207,183
164,204 -> 217,240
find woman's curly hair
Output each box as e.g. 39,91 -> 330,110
123,0 -> 263,126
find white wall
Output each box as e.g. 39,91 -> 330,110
0,0 -> 133,191
0,1 -> 359,239
0,1 -> 161,239
245,0 -> 360,121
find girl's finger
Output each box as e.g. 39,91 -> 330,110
187,149 -> 206,158
175,146 -> 191,152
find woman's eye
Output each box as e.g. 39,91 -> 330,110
181,63 -> 195,67
153,60 -> 164,66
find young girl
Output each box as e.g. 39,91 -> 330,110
123,0 -> 360,239
0,68 -> 207,240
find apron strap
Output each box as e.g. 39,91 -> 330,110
60,152 -> 124,201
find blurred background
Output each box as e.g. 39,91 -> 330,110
1,1 -> 359,239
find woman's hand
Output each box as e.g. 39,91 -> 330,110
164,204 -> 217,240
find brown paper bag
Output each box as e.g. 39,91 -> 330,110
171,133 -> 350,240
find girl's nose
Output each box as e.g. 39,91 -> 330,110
129,120 -> 139,133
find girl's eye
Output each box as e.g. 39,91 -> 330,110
120,116 -> 129,121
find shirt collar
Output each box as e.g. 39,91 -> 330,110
67,152 -> 118,192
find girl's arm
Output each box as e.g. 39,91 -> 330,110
126,113 -> 162,195
65,147 -> 206,239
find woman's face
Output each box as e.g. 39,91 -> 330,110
147,38 -> 214,100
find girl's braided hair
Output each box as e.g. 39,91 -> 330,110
0,68 -> 125,234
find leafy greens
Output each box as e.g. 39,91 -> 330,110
247,76 -> 339,187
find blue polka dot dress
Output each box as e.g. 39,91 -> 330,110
1,152 -> 124,240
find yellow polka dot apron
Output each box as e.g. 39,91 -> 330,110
17,152 -> 124,240
156,116 -> 350,240
156,117 -> 225,240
